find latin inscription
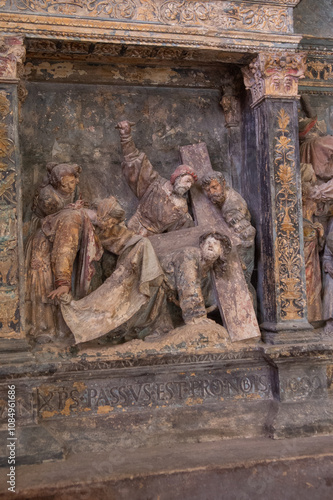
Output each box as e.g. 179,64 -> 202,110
36,369 -> 272,419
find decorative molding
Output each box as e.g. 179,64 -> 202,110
242,52 -> 307,105
0,35 -> 25,81
305,60 -> 333,82
274,109 -> 306,321
0,1 -> 293,34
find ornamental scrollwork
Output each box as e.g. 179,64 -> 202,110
10,0 -> 137,17
305,61 -> 333,82
159,1 -> 290,33
5,0 -> 292,33
274,109 -> 306,320
242,52 -> 307,106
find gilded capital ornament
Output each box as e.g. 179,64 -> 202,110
0,36 -> 25,81
242,52 -> 307,106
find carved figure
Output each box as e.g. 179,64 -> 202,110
200,171 -> 255,287
116,120 -> 197,236
25,162 -> 103,343
60,196 -> 165,344
159,231 -> 231,329
299,116 -> 333,181
301,163 -> 325,322
61,200 -> 231,344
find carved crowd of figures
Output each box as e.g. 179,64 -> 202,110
24,120 -> 256,345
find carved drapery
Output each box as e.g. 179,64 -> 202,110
242,52 -> 307,106
0,35 -> 25,338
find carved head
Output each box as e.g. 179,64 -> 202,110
199,231 -> 231,275
201,171 -> 227,206
170,165 -> 197,196
96,196 -> 126,229
48,163 -> 81,194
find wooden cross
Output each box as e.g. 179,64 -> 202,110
149,142 -> 260,342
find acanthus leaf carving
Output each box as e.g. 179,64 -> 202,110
274,109 -> 306,321
242,52 -> 307,106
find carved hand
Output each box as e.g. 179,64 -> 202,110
48,285 -> 70,300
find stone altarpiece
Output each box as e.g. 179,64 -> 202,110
0,0 -> 333,493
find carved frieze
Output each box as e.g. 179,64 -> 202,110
242,52 -> 307,105
274,109 -> 306,321
1,1 -> 293,34
305,60 -> 333,82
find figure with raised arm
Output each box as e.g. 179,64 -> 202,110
116,120 -> 197,236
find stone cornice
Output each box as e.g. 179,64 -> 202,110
0,14 -> 302,58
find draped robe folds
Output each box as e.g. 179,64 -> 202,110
25,183 -> 103,338
303,218 -> 324,322
300,134 -> 333,181
60,224 -> 164,344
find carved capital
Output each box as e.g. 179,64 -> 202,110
242,52 -> 307,106
220,95 -> 241,128
0,36 -> 25,81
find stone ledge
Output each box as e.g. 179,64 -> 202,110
1,435 -> 332,499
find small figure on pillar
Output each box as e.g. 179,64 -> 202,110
200,171 -> 256,289
25,162 -> 103,343
300,163 -> 325,323
116,120 -> 197,236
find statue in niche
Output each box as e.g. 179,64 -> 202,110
200,171 -> 256,294
299,116 -> 333,181
300,163 -> 325,323
116,120 -> 197,236
25,162 -> 103,344
60,199 -> 230,345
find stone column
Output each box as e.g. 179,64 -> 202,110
242,52 -> 313,344
0,35 -> 27,356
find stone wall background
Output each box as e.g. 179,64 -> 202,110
19,62 -> 235,228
